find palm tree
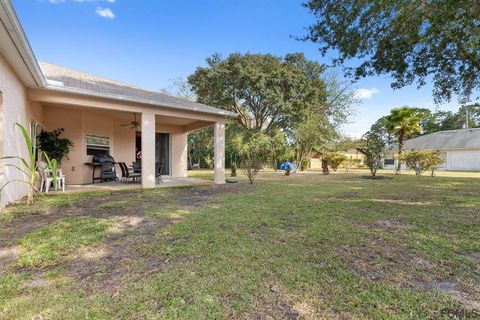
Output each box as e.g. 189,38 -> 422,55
385,107 -> 426,174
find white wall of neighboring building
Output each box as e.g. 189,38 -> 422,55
384,149 -> 480,172
445,150 -> 480,171
0,53 -> 42,207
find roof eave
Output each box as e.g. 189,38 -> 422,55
44,84 -> 237,118
0,1 -> 46,87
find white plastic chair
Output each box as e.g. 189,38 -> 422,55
38,161 -> 65,193
57,169 -> 65,192
40,168 -> 54,193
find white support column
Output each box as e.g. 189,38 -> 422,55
171,132 -> 188,178
213,121 -> 225,184
141,111 -> 156,188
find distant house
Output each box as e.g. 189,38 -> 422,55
309,149 -> 365,170
309,152 -> 323,170
384,128 -> 480,171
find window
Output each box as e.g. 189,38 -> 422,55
86,134 -> 110,156
384,158 -> 395,166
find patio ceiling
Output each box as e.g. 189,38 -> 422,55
41,102 -> 214,131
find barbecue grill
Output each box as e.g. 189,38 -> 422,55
92,154 -> 117,182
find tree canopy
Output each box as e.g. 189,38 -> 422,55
357,122 -> 387,177
303,0 -> 480,103
385,107 -> 426,172
420,104 -> 480,134
188,52 -> 348,134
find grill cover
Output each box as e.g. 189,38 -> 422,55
92,154 -> 116,180
92,154 -> 115,164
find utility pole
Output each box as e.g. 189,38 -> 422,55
466,107 -> 469,129
465,105 -> 480,129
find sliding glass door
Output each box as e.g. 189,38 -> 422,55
155,133 -> 170,175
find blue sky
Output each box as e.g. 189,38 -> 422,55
14,0 -> 459,137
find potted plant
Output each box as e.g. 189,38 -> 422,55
37,128 -> 73,164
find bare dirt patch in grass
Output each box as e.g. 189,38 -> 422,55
340,228 -> 480,310
65,215 -> 171,294
361,175 -> 391,180
245,284 -> 307,320
376,218 -> 412,233
148,183 -> 252,209
1,184 -> 247,295
414,279 -> 480,309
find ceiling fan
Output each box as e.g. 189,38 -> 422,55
121,113 -> 140,130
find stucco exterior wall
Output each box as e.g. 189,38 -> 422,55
41,106 -> 191,184
0,54 -> 42,207
43,106 -> 136,184
170,132 -> 187,178
310,158 -> 322,169
445,150 -> 480,171
384,149 -> 480,171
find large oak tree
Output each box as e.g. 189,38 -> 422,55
188,53 -> 334,134
303,0 -> 480,103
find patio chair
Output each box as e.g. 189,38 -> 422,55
38,161 -> 65,193
132,161 -> 141,173
155,161 -> 163,183
191,162 -> 200,169
119,162 -> 141,183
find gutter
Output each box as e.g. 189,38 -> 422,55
0,0 -> 46,87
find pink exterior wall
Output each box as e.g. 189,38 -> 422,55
155,122 -> 188,178
0,56 -> 226,206
41,106 -> 192,184
0,54 -> 43,207
42,106 -> 136,184
171,132 -> 188,178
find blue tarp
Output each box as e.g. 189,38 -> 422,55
279,161 -> 296,171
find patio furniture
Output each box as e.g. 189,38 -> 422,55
119,162 -> 141,183
88,154 -> 118,182
38,161 -> 65,193
132,161 -> 141,173
191,163 -> 200,169
156,161 -> 163,183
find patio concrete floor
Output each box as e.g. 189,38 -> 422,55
56,177 -> 211,194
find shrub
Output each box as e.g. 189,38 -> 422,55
357,130 -> 385,177
323,153 -> 348,172
37,128 -> 73,164
401,150 -> 444,176
239,131 -> 270,184
344,158 -> 362,172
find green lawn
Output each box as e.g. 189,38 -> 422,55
1,171 -> 479,319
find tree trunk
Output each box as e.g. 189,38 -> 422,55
396,136 -> 404,174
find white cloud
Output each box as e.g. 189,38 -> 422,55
95,7 -> 115,19
354,88 -> 380,99
48,0 -> 65,3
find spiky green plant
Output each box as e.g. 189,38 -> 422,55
0,123 -> 39,205
43,152 -> 58,190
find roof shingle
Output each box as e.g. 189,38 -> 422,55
38,62 -> 235,117
386,128 -> 480,151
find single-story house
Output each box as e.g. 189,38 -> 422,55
0,1 -> 234,207
384,128 -> 480,171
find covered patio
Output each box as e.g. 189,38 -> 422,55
26,62 -> 234,191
